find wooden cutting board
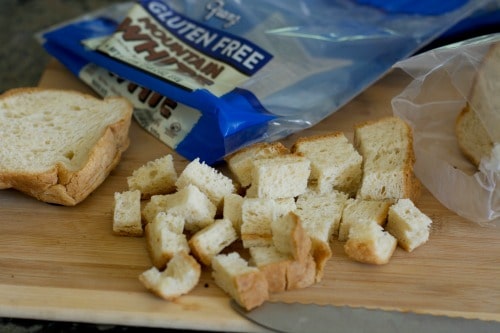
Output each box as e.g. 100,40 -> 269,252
0,60 -> 498,332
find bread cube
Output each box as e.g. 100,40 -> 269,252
113,190 -> 142,237
292,132 -> 362,195
271,212 -> 311,263
240,197 -> 277,248
189,219 -> 238,266
211,252 -> 269,311
246,154 -> 310,199
344,221 -> 397,265
223,193 -> 244,234
127,154 -> 177,199
249,246 -> 291,293
225,141 -> 289,188
175,158 -> 235,210
338,198 -> 391,242
386,199 -> 432,252
139,252 -> 201,301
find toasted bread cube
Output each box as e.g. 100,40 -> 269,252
286,254 -> 317,290
240,197 -> 276,248
211,252 -> 269,311
127,154 -> 177,199
189,219 -> 238,266
113,190 -> 142,237
139,252 -> 201,301
386,199 -> 432,252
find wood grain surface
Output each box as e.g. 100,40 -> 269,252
0,60 -> 498,332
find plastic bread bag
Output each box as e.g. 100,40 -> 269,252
36,0 -> 492,165
392,33 -> 500,226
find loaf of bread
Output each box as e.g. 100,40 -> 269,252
0,88 -> 133,205
113,190 -> 143,237
127,154 -> 177,199
354,116 -> 420,202
291,132 -> 363,196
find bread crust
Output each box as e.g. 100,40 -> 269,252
0,87 -> 133,206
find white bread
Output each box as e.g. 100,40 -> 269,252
271,212 -> 311,263
113,190 -> 143,237
354,116 -> 420,202
175,158 -> 235,210
246,153 -> 310,199
294,189 -> 347,280
338,198 -> 391,242
240,197 -> 277,248
127,154 -> 177,199
142,184 -> 216,232
286,254 -> 317,290
344,221 -> 397,265
145,212 -> 189,270
456,42 -> 499,167
189,218 -> 238,266
222,193 -> 244,234
139,252 -> 201,301
225,141 -> 289,188
0,88 -> 133,205
386,198 -> 432,252
211,252 -> 269,311
455,105 -> 494,167
292,132 -> 363,195
249,246 -> 291,293
295,189 -> 348,241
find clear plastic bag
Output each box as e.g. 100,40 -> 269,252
392,33 -> 500,225
37,0 -> 491,164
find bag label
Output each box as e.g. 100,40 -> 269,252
96,0 -> 272,97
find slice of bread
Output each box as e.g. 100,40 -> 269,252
175,158 -> 235,211
246,153 -> 310,199
113,190 -> 143,237
0,88 -> 133,205
127,154 -> 178,199
211,252 -> 269,311
189,218 -> 238,266
386,198 -> 432,252
456,41 -> 499,168
139,252 -> 201,301
455,105 -> 494,167
338,198 -> 391,242
225,141 -> 290,188
354,116 -> 420,202
344,221 -> 397,265
292,132 -> 363,195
